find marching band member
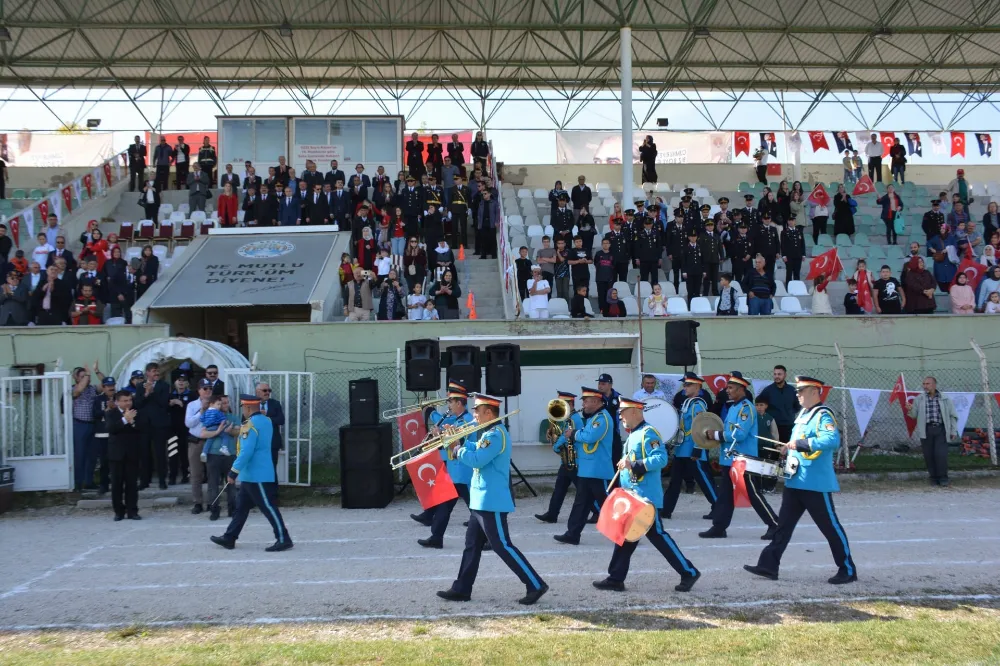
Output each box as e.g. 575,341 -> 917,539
661,372 -> 718,519
593,398 -> 700,592
438,394 -> 549,605
417,383 -> 477,549
745,377 -> 857,584
536,391 -> 583,523
409,392 -> 454,527
553,387 -> 613,545
699,372 -> 778,540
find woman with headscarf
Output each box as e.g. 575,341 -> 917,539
639,135 -> 658,184
136,244 -> 159,299
832,183 -> 856,238
928,222 -> 958,291
949,272 -> 976,314
977,265 -> 1000,308
980,244 -> 998,270
601,287 -> 627,317
376,268 -> 406,321
903,257 -> 937,314
428,269 -> 461,320
356,226 -> 377,271
432,239 -> 454,281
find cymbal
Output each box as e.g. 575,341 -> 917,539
692,412 -> 723,450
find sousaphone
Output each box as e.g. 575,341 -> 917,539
691,412 -> 724,450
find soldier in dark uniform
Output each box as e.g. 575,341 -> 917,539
780,214 -> 807,285
682,187 -> 699,210
714,197 -> 734,226
731,219 -> 754,285
679,195 -> 700,231
699,217 -> 722,296
633,200 -> 649,226
398,175 -> 424,241
755,212 -> 781,275
921,199 -> 945,253
424,175 -> 443,211
448,174 -> 471,248
633,216 -> 661,285
697,203 -> 713,234
596,373 -> 623,469
551,194 -> 575,247
168,374 -> 196,485
682,228 -> 703,304
665,208 -> 685,291
604,217 -> 632,282
742,194 -> 761,232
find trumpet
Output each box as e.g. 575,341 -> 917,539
390,410 -> 519,471
381,397 -> 449,420
547,398 -> 577,470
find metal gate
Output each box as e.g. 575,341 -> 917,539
224,370 -> 314,486
0,372 -> 73,491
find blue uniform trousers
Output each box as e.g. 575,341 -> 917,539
430,482 -> 470,541
757,487 -> 856,576
608,514 -> 698,582
713,468 -> 778,531
545,463 -> 576,517
662,457 -> 717,517
452,510 -> 545,595
566,477 -> 607,539
223,481 -> 291,545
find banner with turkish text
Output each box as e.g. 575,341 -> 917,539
849,388 -> 880,438
729,459 -> 752,508
72,178 -> 83,206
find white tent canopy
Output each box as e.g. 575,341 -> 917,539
110,337 -> 250,387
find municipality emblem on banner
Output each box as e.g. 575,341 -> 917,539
237,240 -> 295,258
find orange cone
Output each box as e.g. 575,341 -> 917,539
458,245 -> 466,261
466,291 -> 477,319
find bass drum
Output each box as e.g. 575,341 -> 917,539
636,398 -> 680,445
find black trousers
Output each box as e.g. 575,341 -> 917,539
168,430 -> 190,482
733,258 -> 751,286
614,262 -> 629,282
430,482 -> 471,541
566,476 -> 607,539
109,458 -> 139,518
763,254 -> 777,275
662,456 -> 717,517
223,480 -> 291,544
921,423 -> 949,483
476,227 -> 497,258
608,513 -> 699,583
812,217 -> 828,244
756,165 -> 768,184
141,428 -> 170,486
702,263 -> 720,296
639,260 -> 659,285
757,487 -> 857,577
129,166 -> 144,192
784,258 -> 802,284
669,265 -> 682,291
545,463 -> 576,518
155,165 -> 170,191
712,466 -> 778,531
685,271 -> 703,305
868,156 -> 882,182
596,281 -> 612,310
175,162 -> 189,189
450,510 -> 546,595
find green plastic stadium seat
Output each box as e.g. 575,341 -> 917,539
28,189 -> 45,199
11,189 -> 26,199
866,246 -> 886,261
835,234 -> 852,247
854,232 -> 871,247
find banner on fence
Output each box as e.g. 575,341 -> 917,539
849,388 -> 880,438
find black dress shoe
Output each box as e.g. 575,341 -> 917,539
418,538 -> 443,549
181,475 -> 190,484
553,533 -> 579,545
209,507 -> 220,521
437,589 -> 471,602
761,527 -> 777,540
127,514 -> 142,520
592,577 -> 625,592
659,511 -> 672,519
698,527 -> 727,538
828,572 -> 858,585
483,542 -> 492,551
211,535 -> 236,550
743,564 -> 778,580
159,481 -> 168,490
685,486 -> 696,495
463,521 -> 469,527
410,513 -> 432,527
191,503 -> 203,515
114,514 -> 125,522
702,513 -> 714,520
534,513 -> 558,523
938,479 -> 950,488
518,583 -> 549,605
675,571 -> 701,592
587,514 -> 599,524
265,541 -> 293,552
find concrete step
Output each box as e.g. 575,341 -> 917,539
76,496 -> 178,510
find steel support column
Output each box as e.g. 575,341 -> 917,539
620,26 -> 633,199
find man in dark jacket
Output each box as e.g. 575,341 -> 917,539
133,362 -> 171,490
780,215 -> 807,285
604,217 -> 632,282
682,228 -> 703,304
254,184 -> 278,227
106,390 -> 142,521
730,218 -> 754,285
570,175 -> 592,220
632,216 -> 661,285
172,136 -> 191,189
754,213 -> 781,275
0,270 -> 31,326
127,135 -> 147,192
256,382 -> 285,469
698,217 -> 722,296
551,194 -> 575,247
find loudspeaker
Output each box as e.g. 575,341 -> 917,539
484,344 -> 521,396
664,320 -> 699,367
405,338 -> 440,392
348,378 -> 378,425
446,345 -> 482,393
339,424 -> 393,509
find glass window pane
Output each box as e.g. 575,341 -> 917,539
330,119 -> 363,164
220,119 -> 252,165
294,118 -> 328,146
254,118 -> 287,165
365,119 -> 399,165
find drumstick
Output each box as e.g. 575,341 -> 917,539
605,469 -> 621,493
757,435 -> 785,446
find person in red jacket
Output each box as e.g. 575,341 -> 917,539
216,182 -> 239,227
72,283 -> 102,325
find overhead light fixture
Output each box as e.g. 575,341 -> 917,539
278,21 -> 292,38
86,119 -> 101,128
693,27 -> 710,39
0,27 -> 12,42
874,26 -> 893,39
656,118 -> 669,127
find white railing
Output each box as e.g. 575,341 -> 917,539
488,140 -> 520,319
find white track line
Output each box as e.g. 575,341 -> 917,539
0,546 -> 102,601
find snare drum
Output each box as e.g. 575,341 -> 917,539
639,398 -> 680,445
599,487 -> 656,544
733,454 -> 781,479
782,455 -> 800,479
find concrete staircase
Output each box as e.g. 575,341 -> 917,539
456,257 -> 506,319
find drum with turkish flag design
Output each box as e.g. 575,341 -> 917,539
596,487 -> 656,545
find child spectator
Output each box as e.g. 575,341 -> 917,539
570,284 -> 592,319
646,283 -> 667,316
200,396 -> 238,521
842,150 -> 854,184
338,252 -> 354,304
755,394 -> 780,440
422,298 -> 440,320
844,278 -> 863,314
199,396 -> 229,462
374,248 -> 392,282
407,283 -> 427,320
716,273 -> 739,316
526,265 -> 551,318
851,150 -> 863,182
515,246 -> 532,301
985,291 -> 1000,313
811,274 -> 833,315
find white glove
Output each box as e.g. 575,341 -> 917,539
199,453 -> 207,463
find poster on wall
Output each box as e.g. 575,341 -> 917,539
294,144 -> 343,168
0,132 -> 114,167
555,131 -> 733,165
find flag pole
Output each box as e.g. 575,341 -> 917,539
970,338 -> 997,466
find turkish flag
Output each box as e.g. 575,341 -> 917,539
703,374 -> 731,394
9,216 -> 19,248
397,413 -> 428,451
38,200 -> 49,222
819,386 -> 832,403
951,131 -> 966,157
597,487 -> 647,546
952,258 -> 986,289
853,175 -> 875,196
856,269 -> 874,313
806,248 -> 844,281
902,391 -> 920,437
809,131 -> 829,152
734,131 -> 750,156
880,132 -> 896,158
83,174 -> 93,198
889,375 -> 907,405
103,161 -> 113,186
61,186 -> 74,213
406,453 -> 458,510
729,459 -> 752,508
808,183 -> 831,207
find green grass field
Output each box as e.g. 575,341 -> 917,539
3,599 -> 999,666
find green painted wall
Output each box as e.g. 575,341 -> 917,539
0,325 -> 170,374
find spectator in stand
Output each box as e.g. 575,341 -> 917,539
405,132 -> 425,178
343,267 -> 374,322
429,269 -> 461,320
140,174 -> 160,224
152,135 -> 172,191
475,188 -> 499,259
977,266 -> 1000,308
609,201 -> 625,227
71,283 -> 102,325
356,227 -> 377,271
753,147 -> 768,184
639,135 -> 658,184
780,214 -> 806,285
601,287 -> 626,318
876,184 -> 903,245
172,136 -> 190,189
22,260 -> 42,297
54,257 -> 75,300
832,184 -> 856,238
127,135 -> 147,192
948,200 -> 970,234
217,182 -> 239,227
241,185 -> 259,226
865,132 -> 882,182
949,272 -> 976,314
889,137 -> 907,184
980,245 -> 998,271
593,237 -> 615,311
789,190 -> 805,227
928,223 -> 958,290
80,228 -> 109,273
403,237 -> 426,294
432,240 -> 454,281
852,150 -> 863,182
872,265 -> 905,314
515,246 -> 532,302
197,136 -> 217,182
810,275 -> 833,315
136,245 -> 158,299
43,214 -> 64,247
46,236 -> 76,274
966,220 -> 984,257
0,270 -> 30,326
922,199 -> 946,248
844,278 -> 863,314
571,284 -> 592,319
776,180 -> 791,225
32,265 -> 69,325
548,181 -> 568,218
577,205 -> 597,255
985,291 -> 1000,313
646,283 -> 667,316
470,131 -> 489,171
947,169 -> 972,205
219,163 -> 241,193
377,270 -> 406,321
337,252 -> 354,304
187,162 -> 210,213
907,377 -> 958,487
570,175 -> 592,221
103,247 -> 133,322
903,257 -> 937,314
407,282 -> 427,320
716,273 -> 739,316
525,265 -> 550,318
982,201 -> 998,241
841,150 -> 854,184
938,191 -> 952,215
243,166 -> 261,193
552,238 -> 571,300
31,232 -> 53,268
0,224 -> 12,266
746,255 -> 775,315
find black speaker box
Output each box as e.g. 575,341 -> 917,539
664,320 -> 699,367
405,338 -> 441,392
446,345 -> 482,393
484,343 -> 521,397
339,424 -> 394,509
348,378 -> 379,425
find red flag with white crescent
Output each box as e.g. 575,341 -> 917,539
703,374 -> 730,394
852,175 -> 875,196
734,131 -> 750,157
808,131 -> 829,152
83,174 -> 93,198
951,131 -> 966,157
729,459 -> 751,508
9,216 -> 19,248
397,413 -> 427,451
819,385 -> 832,403
806,247 -> 843,281
902,391 -> 920,437
38,200 -> 49,222
406,452 -> 458,510
808,183 -> 831,207
952,258 -> 986,289
597,487 -> 647,546
889,374 -> 906,405
880,132 -> 896,158
61,186 -> 74,213
103,161 -> 113,186
856,269 -> 874,313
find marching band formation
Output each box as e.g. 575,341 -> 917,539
395,372 -> 857,604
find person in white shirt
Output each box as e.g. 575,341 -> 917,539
864,133 -> 883,182
407,282 -> 427,320
526,265 -> 551,318
183,379 -> 214,514
374,248 -> 392,279
31,233 -> 53,267
984,291 -> 1000,313
632,374 -> 667,401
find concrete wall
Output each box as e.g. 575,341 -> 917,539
5,166 -> 108,191
0,325 -> 169,373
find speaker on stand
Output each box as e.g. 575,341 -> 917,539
348,378 -> 379,425
664,320 -> 699,368
482,344 -> 535,496
405,338 -> 440,392
445,345 -> 482,393
340,423 -> 394,508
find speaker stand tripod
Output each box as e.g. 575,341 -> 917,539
505,396 -> 537,497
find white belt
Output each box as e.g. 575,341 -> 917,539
94,433 -> 109,439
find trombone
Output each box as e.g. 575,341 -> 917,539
390,410 -> 519,471
381,397 -> 449,420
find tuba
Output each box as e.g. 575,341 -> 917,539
547,398 -> 577,470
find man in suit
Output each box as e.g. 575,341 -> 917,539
219,163 -> 241,192
106,389 -> 142,521
187,162 -> 211,212
325,160 -> 346,189
243,167 -> 262,193
352,164 -> 371,191
305,183 -> 330,225
172,135 -> 191,189
0,270 -> 31,326
299,160 -> 323,190
254,184 -> 278,227
32,264 -> 71,325
128,135 -> 147,192
278,186 -> 300,226
241,186 -> 259,226
372,166 -> 390,193
329,179 -> 351,229
205,365 -> 225,395
256,382 -> 285,469
46,236 -> 77,273
152,135 -> 173,192
399,175 -> 424,240
134,362 -> 172,490
406,132 -> 425,178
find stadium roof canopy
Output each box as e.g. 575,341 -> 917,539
1,0 -> 998,128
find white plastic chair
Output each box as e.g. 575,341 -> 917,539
660,282 -> 677,297
171,245 -> 186,261
190,211 -> 207,224
533,188 -> 548,199
506,215 -> 524,227
125,246 -> 142,262
621,296 -> 639,316
177,203 -> 190,215
612,281 -> 631,298
517,188 -> 531,198
780,296 -> 806,314
787,280 -> 809,296
547,298 -> 570,317
690,297 -> 714,314
738,295 -> 748,315
543,224 -> 554,237
526,224 -> 544,238
666,297 -> 689,315
158,203 -> 174,217
152,244 -> 169,260
169,211 -> 184,223
634,281 -> 653,299
774,281 -> 788,297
